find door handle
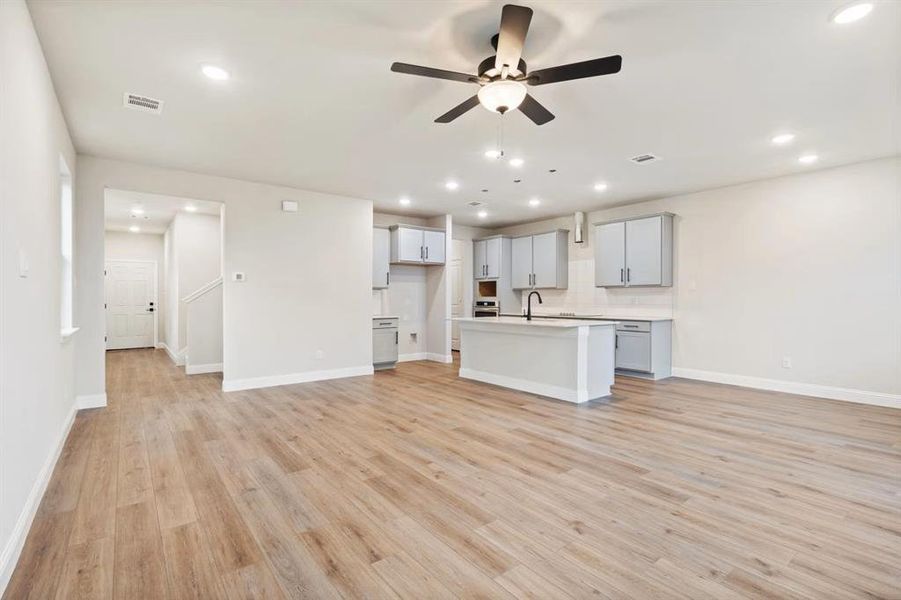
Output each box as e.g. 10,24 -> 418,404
146,308 -> 155,312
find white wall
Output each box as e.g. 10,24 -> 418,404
493,157 -> 901,402
76,156 -> 374,394
185,283 -> 223,372
104,231 -> 164,342
164,211 -> 221,352
0,0 -> 78,591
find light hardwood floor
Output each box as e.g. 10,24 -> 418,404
5,348 -> 901,599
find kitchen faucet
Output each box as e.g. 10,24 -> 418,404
526,290 -> 543,321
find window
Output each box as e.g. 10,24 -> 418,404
60,156 -> 74,336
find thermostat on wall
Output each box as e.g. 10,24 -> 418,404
232,272 -> 246,282
281,200 -> 298,212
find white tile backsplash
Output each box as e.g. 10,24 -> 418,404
518,258 -> 674,318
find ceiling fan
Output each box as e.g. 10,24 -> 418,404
390,4 -> 622,126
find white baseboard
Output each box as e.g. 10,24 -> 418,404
672,367 -> 901,409
459,367 -> 598,404
76,393 -> 107,409
427,353 -> 453,364
159,342 -> 184,366
0,401 -> 78,594
222,364 -> 374,392
398,352 -> 427,362
185,362 -> 223,375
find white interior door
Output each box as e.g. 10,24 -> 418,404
450,240 -> 464,351
106,260 -> 156,350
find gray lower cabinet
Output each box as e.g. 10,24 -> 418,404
614,320 -> 672,379
373,317 -> 398,369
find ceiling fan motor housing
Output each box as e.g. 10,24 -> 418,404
478,55 -> 527,81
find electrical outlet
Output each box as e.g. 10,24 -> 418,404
782,357 -> 792,369
315,349 -> 324,359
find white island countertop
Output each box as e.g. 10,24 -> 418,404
499,313 -> 673,322
453,316 -> 617,328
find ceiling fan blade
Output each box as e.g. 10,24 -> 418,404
518,94 -> 555,125
526,55 -> 622,86
435,95 -> 481,123
495,5 -> 533,73
391,62 -> 478,83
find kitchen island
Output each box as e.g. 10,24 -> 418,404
455,316 -> 617,403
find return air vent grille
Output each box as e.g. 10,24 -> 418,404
630,153 -> 660,164
123,93 -> 163,114
467,201 -> 483,207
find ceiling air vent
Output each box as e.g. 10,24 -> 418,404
123,93 -> 163,114
630,153 -> 660,164
467,201 -> 483,207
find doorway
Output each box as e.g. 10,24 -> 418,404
450,239 -> 465,351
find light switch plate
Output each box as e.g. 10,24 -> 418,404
281,200 -> 298,213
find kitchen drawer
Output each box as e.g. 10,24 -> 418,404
616,320 -> 651,332
373,317 -> 399,329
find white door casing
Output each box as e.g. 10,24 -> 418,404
450,239 -> 465,351
105,260 -> 157,350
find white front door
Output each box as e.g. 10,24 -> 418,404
106,260 -> 156,350
450,240 -> 465,351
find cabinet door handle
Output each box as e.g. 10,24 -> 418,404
386,272 -> 389,286
627,267 -> 631,282
395,331 -> 398,344
620,268 -> 624,283
615,335 -> 618,349
426,246 -> 429,259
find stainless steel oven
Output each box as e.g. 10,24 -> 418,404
473,300 -> 499,318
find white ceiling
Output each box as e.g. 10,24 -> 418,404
105,188 -> 220,234
29,0 -> 901,226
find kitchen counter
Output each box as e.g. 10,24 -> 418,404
500,313 -> 672,322
372,315 -> 399,319
454,316 -> 619,328
455,317 -> 616,403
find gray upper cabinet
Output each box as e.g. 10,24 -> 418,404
423,230 -> 445,264
372,227 -> 390,289
389,225 -> 446,265
511,230 -> 569,290
473,237 -> 502,279
511,236 -> 532,289
594,222 -> 626,287
594,214 -> 673,287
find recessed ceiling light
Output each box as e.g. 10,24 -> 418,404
831,2 -> 873,24
184,204 -> 198,212
593,182 -> 608,192
529,198 -> 541,207
131,207 -> 145,215
771,133 -> 795,146
201,64 -> 230,81
129,225 -> 140,233
798,154 -> 818,165
399,197 -> 411,206
509,158 -> 524,168
445,180 -> 459,191
484,150 -> 501,159
477,210 -> 488,218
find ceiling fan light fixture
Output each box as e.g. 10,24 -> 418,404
477,80 -> 527,114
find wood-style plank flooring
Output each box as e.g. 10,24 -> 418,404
5,348 -> 901,599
